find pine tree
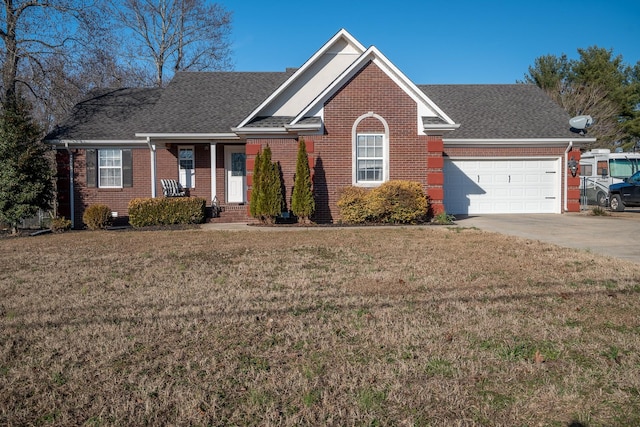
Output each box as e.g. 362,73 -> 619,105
0,96 -> 53,234
291,138 -> 315,223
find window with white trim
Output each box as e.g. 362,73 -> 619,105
98,149 -> 123,188
356,134 -> 384,183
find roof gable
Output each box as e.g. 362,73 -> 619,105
292,45 -> 458,134
237,29 -> 366,128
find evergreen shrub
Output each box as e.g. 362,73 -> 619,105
128,197 -> 206,228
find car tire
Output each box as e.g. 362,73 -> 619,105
610,194 -> 625,212
596,191 -> 607,207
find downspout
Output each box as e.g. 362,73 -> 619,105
64,142 -> 75,229
564,141 -> 573,212
147,137 -> 157,198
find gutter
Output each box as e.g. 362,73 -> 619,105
63,142 -> 75,229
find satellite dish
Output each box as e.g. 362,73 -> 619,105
569,115 -> 593,130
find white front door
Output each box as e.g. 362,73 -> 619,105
178,147 -> 195,188
225,146 -> 246,203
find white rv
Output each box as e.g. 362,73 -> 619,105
579,149 -> 640,206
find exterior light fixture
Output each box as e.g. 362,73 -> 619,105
568,157 -> 578,177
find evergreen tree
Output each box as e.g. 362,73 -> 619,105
260,146 -> 283,223
291,138 -> 315,223
0,96 -> 54,233
249,149 -> 262,219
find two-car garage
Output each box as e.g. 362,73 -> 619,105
443,158 -> 561,215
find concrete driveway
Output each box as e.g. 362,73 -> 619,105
454,210 -> 640,264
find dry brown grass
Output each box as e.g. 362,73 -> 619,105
1,226 -> 639,426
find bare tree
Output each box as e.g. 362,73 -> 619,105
113,0 -> 232,87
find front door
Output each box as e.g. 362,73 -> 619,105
225,145 -> 246,203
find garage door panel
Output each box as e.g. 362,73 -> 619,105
444,158 -> 560,214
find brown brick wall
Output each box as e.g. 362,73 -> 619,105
58,144 -> 216,228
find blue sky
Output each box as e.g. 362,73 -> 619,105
226,0 -> 640,84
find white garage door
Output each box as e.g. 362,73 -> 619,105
444,158 -> 560,214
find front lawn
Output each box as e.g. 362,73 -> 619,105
1,227 -> 638,426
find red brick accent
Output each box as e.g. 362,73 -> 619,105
567,202 -> 581,212
567,189 -> 581,200
427,156 -> 444,169
246,158 -> 255,172
308,156 -> 315,169
431,203 -> 445,215
246,174 -> 253,187
305,139 -> 314,153
427,172 -> 444,185
427,139 -> 443,153
245,144 -> 261,155
427,188 -> 444,201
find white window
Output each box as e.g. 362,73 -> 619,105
98,149 -> 122,188
356,134 -> 384,183
179,147 -> 195,188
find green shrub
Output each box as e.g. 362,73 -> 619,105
591,206 -> 609,216
128,197 -> 206,228
432,211 -> 456,225
82,204 -> 112,230
337,181 -> 429,224
249,145 -> 284,223
50,216 -> 72,233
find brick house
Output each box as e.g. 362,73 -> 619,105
45,29 -> 593,228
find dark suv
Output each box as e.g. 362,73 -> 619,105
609,170 -> 640,211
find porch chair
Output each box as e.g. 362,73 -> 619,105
161,179 -> 186,197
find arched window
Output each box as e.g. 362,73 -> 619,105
352,112 -> 389,186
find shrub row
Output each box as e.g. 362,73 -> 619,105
337,180 -> 429,224
128,197 -> 206,228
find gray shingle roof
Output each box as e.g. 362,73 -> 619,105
136,70 -> 296,134
46,88 -> 163,141
419,84 -> 575,139
47,75 -> 575,142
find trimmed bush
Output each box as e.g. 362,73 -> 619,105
50,216 -> 72,233
336,186 -> 372,224
369,180 -> 428,223
128,197 -> 206,228
337,180 -> 429,224
82,204 -> 112,230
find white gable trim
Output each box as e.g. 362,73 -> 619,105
291,46 -> 458,133
236,29 -> 366,129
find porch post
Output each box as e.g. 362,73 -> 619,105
210,142 -> 217,202
147,137 -> 157,198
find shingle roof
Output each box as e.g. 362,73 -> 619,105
136,70 -> 296,134
46,88 -> 163,141
419,84 -> 575,139
47,75 -> 575,142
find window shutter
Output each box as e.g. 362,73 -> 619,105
122,149 -> 133,187
86,149 -> 97,187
